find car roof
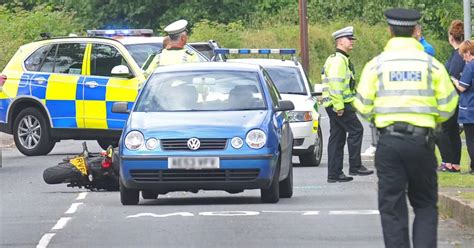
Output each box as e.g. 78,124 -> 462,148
25,36 -> 165,47
229,58 -> 299,67
153,62 -> 262,74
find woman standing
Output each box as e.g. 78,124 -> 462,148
452,39 -> 474,174
438,20 -> 464,172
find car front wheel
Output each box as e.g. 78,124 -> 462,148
120,178 -> 139,205
13,107 -> 55,156
299,126 -> 323,166
261,154 -> 281,203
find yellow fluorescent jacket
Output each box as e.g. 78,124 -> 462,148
321,51 -> 356,111
353,37 -> 458,129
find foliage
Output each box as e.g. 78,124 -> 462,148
0,4 -> 83,69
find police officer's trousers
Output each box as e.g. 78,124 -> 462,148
325,103 -> 363,177
375,133 -> 437,248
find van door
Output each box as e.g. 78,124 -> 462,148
83,43 -> 140,130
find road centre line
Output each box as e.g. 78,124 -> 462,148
75,192 -> 88,200
65,202 -> 83,214
126,210 -> 380,218
36,233 -> 56,248
329,210 -> 380,215
52,217 -> 72,230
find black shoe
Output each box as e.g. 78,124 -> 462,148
349,165 -> 374,176
327,173 -> 354,183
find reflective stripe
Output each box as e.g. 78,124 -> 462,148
381,58 -> 439,70
374,106 -> 438,114
377,89 -> 434,97
359,112 -> 373,119
426,55 -> 433,89
343,93 -> 354,99
376,55 -> 384,91
329,90 -> 344,95
322,77 -> 345,83
437,90 -> 458,105
439,111 -> 453,118
356,93 -> 374,105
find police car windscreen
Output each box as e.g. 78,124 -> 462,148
125,43 -> 162,67
264,66 -> 307,95
135,71 -> 267,112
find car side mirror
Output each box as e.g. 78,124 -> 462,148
311,83 -> 324,97
276,100 -> 295,112
112,101 -> 129,114
111,65 -> 132,78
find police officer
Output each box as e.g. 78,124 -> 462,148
353,8 -> 458,248
146,19 -> 199,74
322,26 -> 374,183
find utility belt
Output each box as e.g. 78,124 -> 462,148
379,122 -> 433,137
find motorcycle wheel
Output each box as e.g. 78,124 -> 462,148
43,162 -> 82,184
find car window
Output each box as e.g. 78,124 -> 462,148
53,43 -> 86,75
263,70 -> 280,108
135,71 -> 267,112
124,43 -> 162,68
91,44 -> 131,77
24,45 -> 54,72
264,66 -> 307,95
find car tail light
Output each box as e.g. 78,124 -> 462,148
0,75 -> 7,87
101,158 -> 112,169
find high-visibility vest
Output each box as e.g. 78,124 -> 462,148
158,48 -> 199,66
353,37 -> 458,129
321,51 -> 356,110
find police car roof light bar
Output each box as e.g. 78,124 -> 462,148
214,48 -> 297,63
87,29 -> 153,37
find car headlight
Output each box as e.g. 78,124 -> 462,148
231,137 -> 243,149
124,131 -> 144,150
287,111 -> 312,122
246,129 -> 266,149
145,138 -> 159,150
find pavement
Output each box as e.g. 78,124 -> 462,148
1,132 -> 473,231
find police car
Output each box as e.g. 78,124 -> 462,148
0,29 -> 207,156
216,48 -> 323,166
114,62 -> 295,205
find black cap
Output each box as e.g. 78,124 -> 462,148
384,8 -> 421,26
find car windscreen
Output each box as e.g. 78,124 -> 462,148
124,43 -> 162,68
135,71 -> 267,112
264,66 -> 307,95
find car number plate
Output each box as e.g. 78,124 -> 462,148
70,156 -> 87,176
168,157 -> 219,169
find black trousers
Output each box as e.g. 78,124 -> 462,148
325,104 -> 363,177
375,133 -> 438,248
436,108 -> 461,164
464,124 -> 474,170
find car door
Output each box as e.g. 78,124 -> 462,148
41,42 -> 87,128
82,43 -> 140,129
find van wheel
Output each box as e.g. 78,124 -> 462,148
300,126 -> 323,166
97,139 -> 118,150
13,107 -> 55,156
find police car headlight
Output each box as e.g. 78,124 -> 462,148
287,111 -> 312,122
145,138 -> 159,150
246,129 -> 266,149
231,137 -> 244,149
125,131 -> 144,150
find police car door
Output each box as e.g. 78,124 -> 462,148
41,43 -> 87,128
82,43 -> 139,130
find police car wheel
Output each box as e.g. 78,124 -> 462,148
97,139 -> 119,150
13,107 -> 55,156
299,126 -> 323,167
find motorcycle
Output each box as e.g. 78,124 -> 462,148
43,142 -> 119,191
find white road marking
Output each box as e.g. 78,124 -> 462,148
262,210 -> 307,213
361,146 -> 377,157
52,217 -> 72,230
199,211 -> 259,216
127,212 -> 194,218
75,192 -> 88,200
302,211 -> 320,215
36,233 -> 55,248
329,210 -> 380,215
65,202 -> 83,214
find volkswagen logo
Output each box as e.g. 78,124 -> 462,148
187,138 -> 201,150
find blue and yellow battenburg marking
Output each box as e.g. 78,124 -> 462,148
0,72 -> 138,130
214,48 -> 296,55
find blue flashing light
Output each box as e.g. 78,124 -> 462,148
87,29 -> 153,37
214,48 -> 296,55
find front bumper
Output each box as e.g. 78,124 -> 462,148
290,121 -> 317,151
120,153 -> 278,193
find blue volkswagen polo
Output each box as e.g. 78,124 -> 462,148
113,62 -> 294,205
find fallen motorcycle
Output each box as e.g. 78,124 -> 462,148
43,142 -> 119,191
